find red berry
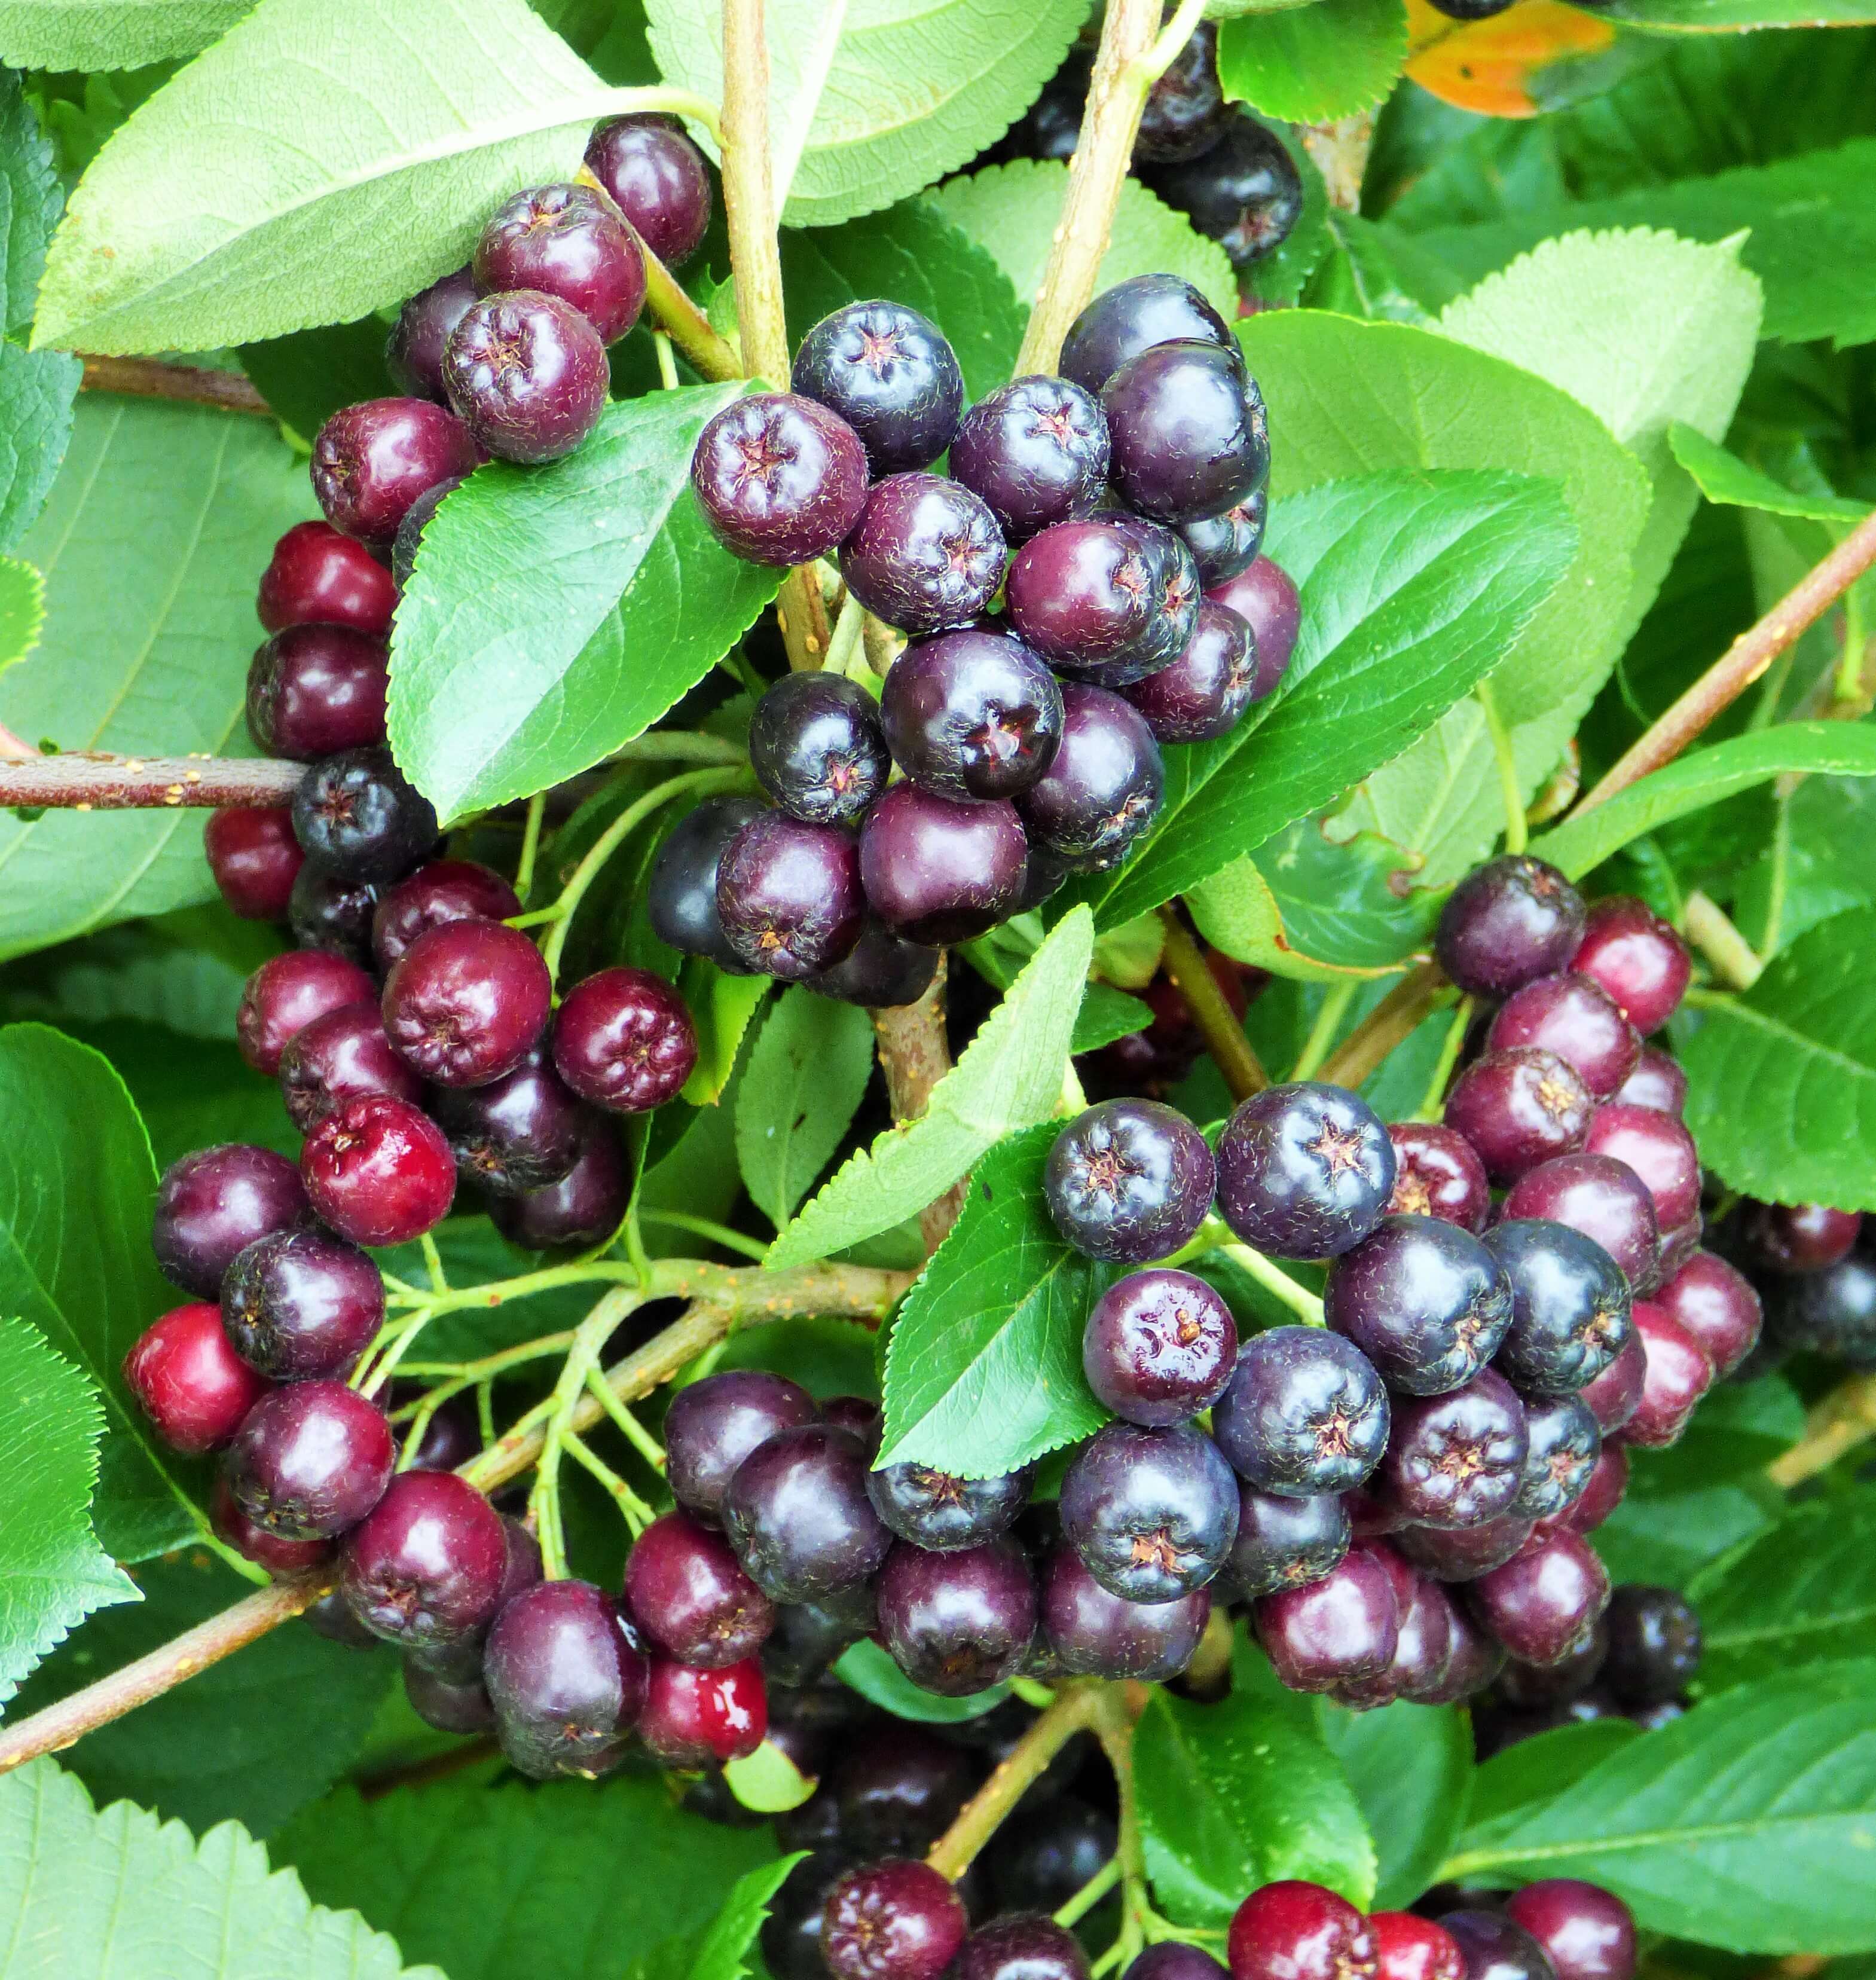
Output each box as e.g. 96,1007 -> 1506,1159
380,918 -> 552,1089
205,807 -> 304,921
1468,1526 -> 1609,1667
1571,897 -> 1689,1036
585,115 -> 713,268
1504,1883 -> 1636,1980
551,965 -> 698,1113
1553,1441 -> 1627,1535
246,625 -> 390,761
237,949 -> 375,1076
1739,1199 -> 1860,1275
224,1380 -> 395,1541
311,397 -> 481,549
1486,973 -> 1640,1101
624,1508 -> 775,1667
371,859 -> 523,970
638,1655 -> 769,1766
1372,1915 -> 1463,1980
821,1859 -> 967,1980
279,1000 -> 424,1131
123,1303 -> 271,1455
1228,1881 -> 1377,1980
256,520 -> 396,635
301,1094 -> 456,1247
1654,1250 -> 1762,1375
1623,1299 -> 1712,1447
1386,1122 -> 1490,1232
339,1469 -> 509,1652
1583,1104 -> 1700,1233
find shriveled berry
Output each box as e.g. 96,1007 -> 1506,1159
1600,1584 -> 1700,1708
640,1655 -> 768,1766
124,1303 -> 270,1455
1468,1526 -> 1609,1667
665,1369 -> 819,1523
1060,1421 -> 1239,1602
1437,856 -> 1587,1000
385,265 -> 481,402
311,398 -> 480,550
950,376 -> 1109,543
840,473 -> 1006,635
1623,1300 -> 1712,1446
225,1380 -> 394,1541
751,671 -> 889,827
475,183 -> 644,343
340,1469 -> 508,1651
648,796 -> 767,969
691,392 -> 869,566
301,1093 -> 456,1247
1387,1122 -> 1490,1232
1083,1267 -> 1238,1426
1148,115 -> 1303,268
1655,1250 -> 1761,1375
880,627 -> 1064,802
717,811 -> 865,980
1444,1049 -> 1593,1185
1044,1098 -> 1216,1264
1501,1154 -> 1660,1296
1487,974 -> 1640,1101
1122,597 -> 1258,743
1582,1104 -> 1700,1233
1376,1369 -> 1529,1529
1511,1394 -> 1600,1523
1040,1546 -> 1210,1679
1058,274 -> 1233,397
152,1144 -> 309,1297
372,859 -> 522,970
625,1508 -> 775,1667
866,1460 -> 1034,1553
1256,1547 -> 1399,1692
1217,1080 -> 1396,1261
1016,682 -> 1163,872
721,1423 -> 891,1603
1571,897 -> 1689,1036
221,1227 -> 384,1382
1217,1484 -> 1349,1602
484,1578 -> 647,1778
551,965 -> 697,1113
821,1859 -> 967,1980
585,114 -> 713,267
1212,1325 -> 1391,1496
237,949 -> 375,1077
1325,1214 -> 1513,1396
1484,1218 -> 1632,1395
247,624 -> 389,762
1005,517 -> 1197,683
793,300 -> 963,476
876,1538 -> 1037,1695
257,519 -> 397,635
1103,341 -> 1268,524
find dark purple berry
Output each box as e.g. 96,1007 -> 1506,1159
124,1304 -> 270,1455
839,472 -> 1006,635
1444,1048 -> 1593,1185
1102,341 -> 1267,524
1206,554 -> 1300,702
1600,1584 -> 1700,1707
1504,1884 -> 1635,1980
206,806 -> 304,922
1611,1045 -> 1684,1115
822,1859 -> 967,1980
1004,517 -> 1197,682
1129,1951 -> 1228,1980
876,1538 -> 1037,1695
1061,1421 -> 1238,1601
289,864 -> 381,965
1741,1200 -> 1860,1275
793,301 -> 963,475
881,627 -> 1064,802
648,796 -> 767,968
210,1474 -> 330,1573
443,289 -> 610,463
1437,1914 -> 1557,1980
1040,1546 -> 1210,1679
1437,855 -> 1587,1000
340,1469 -> 507,1650
488,1123 -> 628,1250
483,1578 -> 648,1778
1571,897 -> 1689,1036
835,1724 -> 973,1851
430,1046 -> 588,1194
1376,1368 -> 1529,1529
1512,1394 -> 1600,1523
247,624 -> 389,761
1134,19 -> 1227,162
380,918 -> 552,1087
279,1001 -> 423,1130
1121,597 -> 1257,743
665,1369 -> 819,1523
1325,1214 -> 1513,1395
1217,1079 -> 1395,1261
1058,274 -> 1233,396
1254,1545 -> 1398,1692
1655,1251 -> 1761,1375
404,1657 -> 495,1734
691,392 -> 869,566
551,964 -> 698,1112
1044,1098 -> 1215,1264
1484,1218 -> 1633,1395
292,745 -> 439,884
389,472 -> 459,588
717,811 -> 865,980
237,949 -> 375,1077
1217,1484 -> 1349,1601
301,1093 -> 456,1248
475,183 -> 644,342
221,1227 -> 383,1382
386,265 -> 482,402
808,921 -> 941,1007
1083,1267 -> 1237,1425
949,376 -> 1110,543
858,783 -> 1026,943
1469,1526 -> 1609,1668
1178,490 -> 1266,587
994,1802 -> 1117,1917
624,1508 -> 775,1667
311,397 -> 481,549
1386,1122 -> 1490,1232
721,1423 -> 891,1603
1394,1512 -> 1533,1583
1016,681 -> 1162,870
1147,115 -> 1303,268
225,1380 -> 394,1540
1211,1325 -> 1390,1496
152,1144 -> 309,1297
866,1460 -> 1034,1552
1487,973 -> 1639,1100
585,114 -> 713,266
750,671 -> 890,826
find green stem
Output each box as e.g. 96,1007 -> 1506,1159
1289,982 -> 1356,1083
1413,996 -> 1474,1123
1158,906 -> 1267,1101
383,1257 -> 640,1319
1089,1685 -> 1150,1976
585,1369 -> 668,1473
637,240 -> 743,383
597,84 -> 725,148
1139,0 -> 1208,79
1758,799 -> 1790,962
1055,1857 -> 1124,1930
1836,578 -> 1867,704
638,1208 -> 769,1261
653,330 -> 680,392
925,1685 -> 1103,1880
1683,891 -> 1764,991
420,1232 -> 448,1294
528,1288 -> 644,1574
514,793 -> 546,900
1216,1240 -> 1326,1325
1476,677 -> 1526,855
563,1429 -> 657,1535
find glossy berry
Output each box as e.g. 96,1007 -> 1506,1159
866,1460 -> 1034,1553
721,1423 -> 891,1603
1213,1325 -> 1390,1497
1016,682 -> 1163,872
247,624 -> 389,760
1044,1099 -> 1215,1264
1571,897 -> 1689,1036
996,1802 -> 1117,1917
876,1538 -> 1037,1695
665,1369 -> 819,1523
293,745 -> 439,883
1129,1952 -> 1228,1980
1575,1327 -> 1645,1437
716,811 -> 864,980
957,1916 -> 1089,1980
834,1724 -> 973,1851
647,796 -> 766,968
1061,1422 -> 1238,1602
1217,1080 -> 1396,1261
430,1047 -> 586,1195
1394,1512 -> 1533,1583
204,806 -> 304,922
1655,1251 -> 1761,1375
1502,1154 -> 1660,1295
291,869 -> 384,967
1083,1267 -> 1238,1425
340,1469 -> 507,1651
475,183 -> 644,343
1206,555 -> 1300,702
625,1508 -> 774,1667
1582,1104 -> 1699,1233
691,392 -> 869,566
1444,1048 -> 1593,1185
371,859 -> 522,970
1656,1212 -> 1702,1285
1487,974 -> 1639,1101
1742,1198 -> 1860,1275
1600,1584 -> 1700,1707
1386,1123 -> 1490,1233
840,473 -> 1006,635
1557,1441 -> 1627,1536
1180,490 -> 1267,588
1437,1914 -> 1559,1980
1512,1394 -> 1600,1522
444,289 -> 610,462
152,1144 -> 309,1297
1484,1219 -> 1632,1395
545,964 -> 696,1113
1469,1526 -> 1609,1666
1256,1541 -> 1402,1692
277,1001 -> 420,1131
225,1380 -> 394,1540
221,1227 -> 384,1382
809,921 -> 941,1008
1625,1298 -> 1715,1446
124,1303 -> 270,1455
256,519 -> 396,635
639,1656 -> 768,1767
821,1859 -> 967,1980
1058,274 -> 1233,397
1040,1546 -> 1211,1679
1338,1544 -> 1459,1708
881,627 -> 1064,802
1377,1369 -> 1529,1529
1103,341 -> 1268,524
311,398 -> 480,549
404,1658 -> 495,1735
585,114 -> 713,266
1148,115 -> 1304,269
1372,1915 -> 1465,1980
302,1093 -> 456,1247
1218,1484 -> 1349,1602
378,918 -> 551,1087
484,1578 -> 647,1779
1611,1045 -> 1685,1116
385,265 -> 482,402
1005,517 -> 1198,682
1122,598 -> 1258,743
488,1124 -> 628,1250
949,376 -> 1108,543
237,951 -> 374,1078
750,672 -> 888,827
1325,1214 -> 1513,1396
1437,856 -> 1587,1000
210,1474 -> 331,1575
858,783 -> 1026,943
1133,17 -> 1226,160
793,301 -> 964,476
1504,1884 -> 1635,1980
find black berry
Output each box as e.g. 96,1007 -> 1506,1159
1004,517 -> 1198,683
1058,274 -> 1233,397
1484,1218 -> 1633,1395
1102,341 -> 1268,524
665,1369 -> 819,1523
1374,1368 -> 1529,1529
292,745 -> 439,884
866,1460 -> 1034,1552
279,1000 -> 423,1130
1044,1098 -> 1215,1264
430,1046 -> 588,1195
1211,1325 -> 1390,1496
720,1423 -> 891,1603
647,796 -> 767,968
1061,1420 -> 1239,1601
340,1469 -> 508,1651
483,1578 -> 647,1779
1016,682 -> 1163,870
1121,597 -> 1257,743
880,626 -> 1064,802
1147,115 -> 1303,268
1436,855 -> 1587,1000
793,300 -> 964,475
717,811 -> 866,979
1216,1079 -> 1396,1260
840,472 -> 1006,635
750,671 -> 890,826
1324,1214 -> 1513,1395
1039,1545 -> 1211,1679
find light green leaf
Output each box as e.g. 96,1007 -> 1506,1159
647,0 -> 1086,230
1321,1701 -> 1471,1911
737,986 -> 876,1230
1216,0 -> 1408,123
1669,422 -> 1870,524
834,1637 -> 1012,1723
931,160 -> 1237,324
680,962 -> 770,1108
689,1856 -> 809,1980
0,2 -> 246,66
0,395 -> 314,961
0,1321 -> 138,1709
1443,1661 -> 1876,1952
31,0 -> 646,355
1589,0 -> 1876,29
390,386 -> 777,821
0,1025 -> 204,1561
765,907 -> 1093,1270
1691,1497 -> 1876,1692
0,557 -> 44,672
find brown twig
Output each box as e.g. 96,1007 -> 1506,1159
82,356 -> 271,416
872,958 -> 967,1252
1576,506 -> 1876,816
925,1683 -> 1101,1880
1300,114 -> 1375,215
0,753 -> 302,809
1318,962 -> 1451,1092
1159,906 -> 1267,1101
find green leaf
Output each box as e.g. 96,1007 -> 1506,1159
780,200 -> 1024,402
1244,121 -> 1333,311
688,1855 -> 809,1980
31,0 -> 638,355
1136,1640 -> 1376,1924
0,343 -> 81,555
1063,466 -> 1578,931
1459,1720 -> 1642,1859
931,160 -> 1237,325
1668,422 -> 1869,525
1,70 -> 62,337
1589,0 -> 1876,29
282,1772 -> 777,1980
1216,0 -> 1408,123
647,0 -> 1087,230
1530,723 -> 1876,880
0,395 -> 314,960
1443,1660 -> 1876,1952
736,986 -> 876,1230
679,961 -> 770,1108
833,1637 -> 1012,1723
1680,906 -> 1876,1212
876,1122 -> 1110,1478
766,906 -> 1093,1270
0,1759 -> 435,1978
239,317 -> 395,446
1320,1701 -> 1471,1911
74,1022 -> 299,1169
0,1025 -> 204,1560
1734,769 -> 1876,960
1691,1497 -> 1876,1693
6,1547 -> 393,1837
0,3 -> 249,67
957,920 -> 1151,1050
390,386 -> 775,820
0,555 -> 44,672
0,1320 -> 138,1709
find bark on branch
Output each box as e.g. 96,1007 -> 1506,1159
0,753 -> 303,810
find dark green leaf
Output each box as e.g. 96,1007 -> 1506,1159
1691,1497 -> 1876,1692
0,340 -> 79,554
835,1637 -> 1010,1723
1216,0 -> 1408,123
1,69 -> 62,337
1668,423 -> 1869,524
1320,1700 -> 1471,1910
1592,1478 -> 1776,1591
239,317 -> 394,444
688,1854 -> 809,1980
1734,771 -> 1876,960
735,987 -> 876,1231
1589,0 -> 1876,29
71,1023 -> 298,1170
1459,1720 -> 1642,1858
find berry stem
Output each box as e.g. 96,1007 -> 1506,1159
1159,906 -> 1269,1101
81,355 -> 270,417
1014,0 -> 1172,374
1475,676 -> 1527,855
638,1207 -> 770,1260
561,1427 -> 657,1535
1215,1238 -> 1327,1325
514,792 -> 546,900
1767,1371 -> 1876,1489
638,237 -> 743,383
1575,503 -> 1876,815
924,1681 -> 1103,1880
1088,1682 -> 1151,1970
871,957 -> 968,1252
1316,961 -> 1451,1091
1054,1856 -> 1125,1930
529,1288 -> 649,1567
1681,895 -> 1764,991
0,752 -> 301,809
583,1369 -> 668,1472
1288,980 -> 1358,1084
1411,995 -> 1474,1122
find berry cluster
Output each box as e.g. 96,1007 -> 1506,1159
673,274 -> 1296,997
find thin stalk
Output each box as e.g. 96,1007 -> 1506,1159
1089,1683 -> 1151,1974
1289,982 -> 1357,1084
1682,894 -> 1764,991
925,1685 -> 1102,1880
1318,962 -> 1450,1091
641,242 -> 743,382
777,567 -> 833,672
1835,582 -> 1867,704
1055,1857 -> 1124,1930
1413,997 -> 1474,1123
514,793 -> 546,900
654,331 -> 680,391
81,356 -> 270,415
872,958 -> 967,1252
563,1429 -> 657,1535
1758,800 -> 1790,962
528,1288 -> 646,1571
1159,906 -> 1267,1100
585,1370 -> 668,1472
1476,677 -> 1527,854
1216,1241 -> 1326,1325
381,1257 -> 640,1318
638,1208 -> 769,1261
1767,1371 -> 1876,1489
420,1233 -> 448,1294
